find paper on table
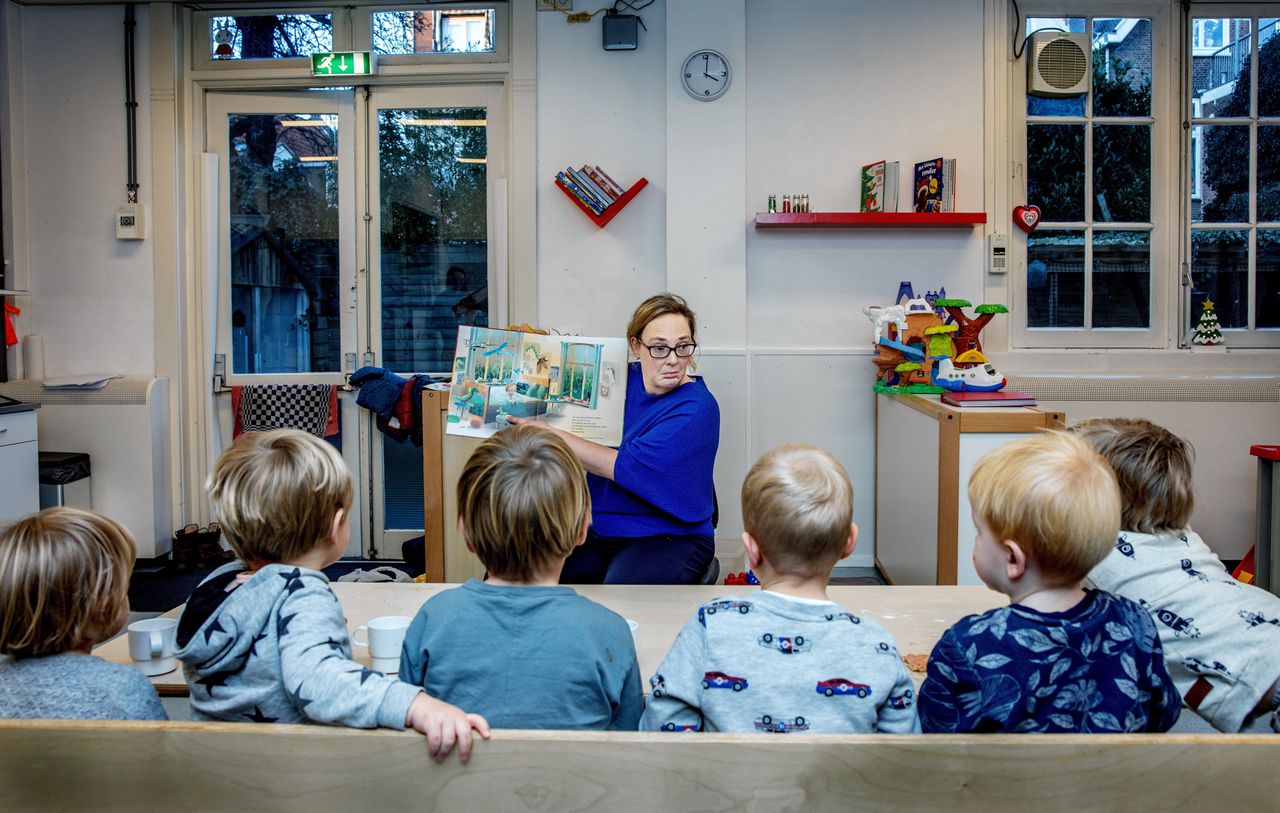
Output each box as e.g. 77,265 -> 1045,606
43,373 -> 124,390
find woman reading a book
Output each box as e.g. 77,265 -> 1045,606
510,293 -> 719,584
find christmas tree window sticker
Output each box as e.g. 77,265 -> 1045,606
1192,300 -> 1224,346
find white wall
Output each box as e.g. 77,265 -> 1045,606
13,4 -> 155,379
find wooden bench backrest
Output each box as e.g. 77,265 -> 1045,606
2,720 -> 1278,811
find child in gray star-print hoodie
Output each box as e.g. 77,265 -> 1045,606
176,430 -> 487,759
177,560 -> 419,727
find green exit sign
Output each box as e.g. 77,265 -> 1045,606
310,51 -> 376,77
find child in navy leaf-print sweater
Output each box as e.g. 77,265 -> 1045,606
918,432 -> 1179,734
641,445 -> 919,734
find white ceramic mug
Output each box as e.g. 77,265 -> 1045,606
352,615 -> 412,660
127,618 -> 178,676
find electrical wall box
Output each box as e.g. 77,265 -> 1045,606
602,13 -> 638,51
989,233 -> 1008,274
536,0 -> 572,10
116,203 -> 146,240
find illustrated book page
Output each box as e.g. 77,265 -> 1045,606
446,326 -> 628,446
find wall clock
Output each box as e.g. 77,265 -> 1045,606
681,49 -> 731,101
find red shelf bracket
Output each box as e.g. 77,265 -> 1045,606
556,177 -> 649,228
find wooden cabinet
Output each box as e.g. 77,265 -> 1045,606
874,393 -> 1064,585
0,407 -> 39,524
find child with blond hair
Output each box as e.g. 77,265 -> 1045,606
1075,417 -> 1280,733
399,424 -> 643,729
918,431 -> 1180,733
0,507 -> 166,720
641,444 -> 919,734
175,430 -> 488,761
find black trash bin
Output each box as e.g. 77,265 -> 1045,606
38,451 -> 91,511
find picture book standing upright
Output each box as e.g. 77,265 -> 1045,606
913,157 -> 955,213
860,160 -> 900,212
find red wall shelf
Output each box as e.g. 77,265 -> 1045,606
754,211 -> 987,229
556,177 -> 649,228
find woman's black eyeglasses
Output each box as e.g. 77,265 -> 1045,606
638,342 -> 697,359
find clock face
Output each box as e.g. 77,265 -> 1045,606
682,50 -> 731,101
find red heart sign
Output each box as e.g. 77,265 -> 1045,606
1013,205 -> 1041,233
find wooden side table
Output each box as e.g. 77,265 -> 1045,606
874,393 -> 1065,585
1252,444 -> 1280,594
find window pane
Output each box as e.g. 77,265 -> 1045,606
1191,230 -> 1248,329
1092,19 -> 1151,117
1261,125 -> 1280,221
1195,124 -> 1249,223
1028,230 -> 1085,328
1028,124 -> 1085,222
1192,18 -> 1252,114
1094,124 -> 1150,222
379,108 -> 488,374
1026,17 -> 1086,116
211,15 -> 332,61
372,9 -> 496,55
1092,231 -> 1150,327
1259,230 -> 1280,328
228,114 -> 340,374
1260,19 -> 1280,116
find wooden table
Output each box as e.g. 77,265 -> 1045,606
97,583 -> 1003,696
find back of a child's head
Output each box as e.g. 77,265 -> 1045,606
0,507 -> 135,658
457,424 -> 590,580
969,431 -> 1121,583
1071,417 -> 1194,535
208,429 -> 354,563
741,444 -> 854,577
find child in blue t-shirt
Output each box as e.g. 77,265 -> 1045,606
399,424 -> 643,729
918,431 -> 1180,733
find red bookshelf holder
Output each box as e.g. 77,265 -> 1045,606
556,177 -> 648,228
754,211 -> 987,229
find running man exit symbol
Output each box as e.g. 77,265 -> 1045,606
310,52 -> 376,77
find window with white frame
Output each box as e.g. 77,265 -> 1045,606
195,5 -> 504,70
1017,8 -> 1162,348
1189,12 -> 1280,344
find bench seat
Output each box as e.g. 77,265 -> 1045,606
2,720 -> 1278,811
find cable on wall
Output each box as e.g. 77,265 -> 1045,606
124,3 -> 139,204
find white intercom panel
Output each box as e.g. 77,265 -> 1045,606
116,203 -> 146,240
989,233 -> 1008,274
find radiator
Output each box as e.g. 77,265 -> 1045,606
1007,374 -> 1280,561
0,378 -> 172,558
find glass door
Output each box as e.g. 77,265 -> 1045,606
363,84 -> 504,560
206,85 -> 503,561
206,90 -> 362,554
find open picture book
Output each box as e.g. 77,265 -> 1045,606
445,326 -> 628,445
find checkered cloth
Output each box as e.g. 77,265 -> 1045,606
232,384 -> 337,438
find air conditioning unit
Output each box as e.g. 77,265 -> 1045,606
1028,31 -> 1090,97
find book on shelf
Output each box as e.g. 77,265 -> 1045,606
912,157 -> 955,213
859,160 -> 900,213
556,171 -> 605,215
593,165 -> 627,198
584,167 -> 619,201
941,390 -> 1037,408
569,166 -> 613,207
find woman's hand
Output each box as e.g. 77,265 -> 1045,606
505,417 -> 618,480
